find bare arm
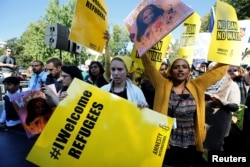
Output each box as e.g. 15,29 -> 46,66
103,31 -> 111,82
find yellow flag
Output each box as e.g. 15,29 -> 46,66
69,0 -> 108,53
27,79 -> 174,167
207,0 -> 241,65
132,34 -> 172,74
178,12 -> 201,64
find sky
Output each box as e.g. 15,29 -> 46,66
0,0 -> 216,41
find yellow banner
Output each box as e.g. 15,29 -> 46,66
178,47 -> 194,65
132,34 -> 172,74
69,0 -> 108,53
207,0 -> 242,65
178,12 -> 201,64
27,79 -> 174,167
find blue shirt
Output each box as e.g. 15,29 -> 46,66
28,71 -> 48,90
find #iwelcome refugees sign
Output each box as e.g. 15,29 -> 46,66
27,79 -> 174,167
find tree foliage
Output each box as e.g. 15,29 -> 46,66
109,25 -> 131,56
221,0 -> 250,20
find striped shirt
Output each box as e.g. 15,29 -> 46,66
168,89 -> 196,148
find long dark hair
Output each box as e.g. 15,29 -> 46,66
136,4 -> 164,42
89,61 -> 105,79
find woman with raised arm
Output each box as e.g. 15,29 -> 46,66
141,54 -> 229,167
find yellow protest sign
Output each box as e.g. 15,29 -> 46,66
69,0 -> 108,53
178,12 -> 201,64
132,34 -> 172,74
207,0 -> 242,65
179,12 -> 201,48
27,79 -> 174,167
178,47 -> 194,65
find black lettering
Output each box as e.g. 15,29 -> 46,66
217,31 -> 227,40
72,140 -> 85,150
68,148 -> 81,159
227,31 -> 241,41
56,129 -> 71,143
151,40 -> 163,51
66,117 -> 77,125
217,20 -> 227,30
65,123 -> 74,132
74,106 -> 83,114
75,134 -> 87,144
79,126 -> 91,137
71,113 -> 80,121
83,120 -> 95,129
227,21 -> 238,30
92,102 -> 103,111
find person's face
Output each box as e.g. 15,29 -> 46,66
90,64 -> 100,76
111,60 -> 127,85
171,59 -> 190,82
31,62 -> 43,73
6,49 -> 12,56
142,8 -> 154,24
199,64 -> 207,72
227,66 -> 239,79
34,100 -> 46,115
4,83 -> 19,94
61,71 -> 72,87
159,64 -> 168,76
46,63 -> 61,78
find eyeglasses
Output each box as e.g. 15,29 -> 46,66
228,69 -> 237,72
7,50 -> 11,52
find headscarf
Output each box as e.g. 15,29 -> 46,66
165,58 -> 190,80
112,56 -> 138,74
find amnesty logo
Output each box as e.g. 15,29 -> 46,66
152,133 -> 167,157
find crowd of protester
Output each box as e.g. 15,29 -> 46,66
0,32 -> 249,167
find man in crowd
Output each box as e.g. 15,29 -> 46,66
27,60 -> 48,90
45,58 -> 62,92
0,48 -> 17,78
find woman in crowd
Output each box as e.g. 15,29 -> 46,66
86,31 -> 111,87
141,54 -> 229,167
101,55 -> 148,108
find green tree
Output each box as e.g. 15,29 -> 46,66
221,0 -> 250,20
109,25 -> 130,56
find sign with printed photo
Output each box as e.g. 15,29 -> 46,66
9,89 -> 54,138
124,0 -> 193,56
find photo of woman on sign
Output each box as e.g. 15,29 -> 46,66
125,0 -> 193,56
135,4 -> 165,42
25,97 -> 53,135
